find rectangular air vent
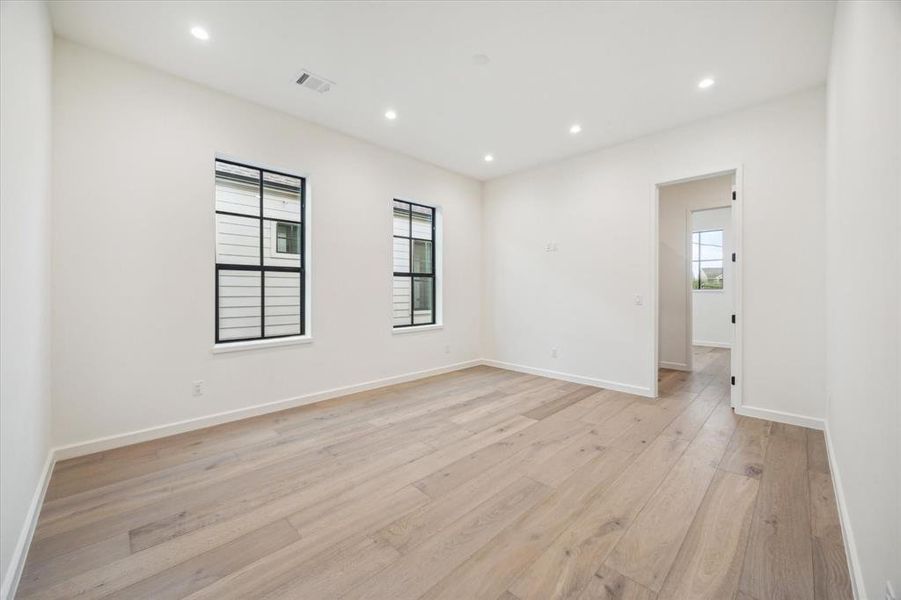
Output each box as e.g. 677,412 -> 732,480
296,70 -> 334,94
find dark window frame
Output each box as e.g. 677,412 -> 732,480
215,159 -> 306,343
276,222 -> 300,255
393,199 -> 436,328
692,228 -> 724,291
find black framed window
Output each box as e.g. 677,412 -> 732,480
393,200 -> 436,327
692,229 -> 724,290
215,159 -> 305,342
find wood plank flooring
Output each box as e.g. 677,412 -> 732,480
18,347 -> 853,600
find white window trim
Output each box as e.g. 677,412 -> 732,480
212,335 -> 313,354
392,323 -> 443,335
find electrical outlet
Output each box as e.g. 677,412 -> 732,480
551,347 -> 558,358
634,294 -> 643,306
192,380 -> 205,397
444,344 -> 451,354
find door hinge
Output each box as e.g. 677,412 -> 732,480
731,314 -> 736,324
731,252 -> 736,262
731,376 -> 736,385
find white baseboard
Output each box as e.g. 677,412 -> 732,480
659,361 -> 691,371
51,356 -> 655,461
692,340 -> 732,349
481,359 -> 653,397
7,360 -> 484,597
734,404 -> 824,430
1,450 -> 55,600
0,357 -> 836,600
53,359 -> 482,460
823,422 -> 864,600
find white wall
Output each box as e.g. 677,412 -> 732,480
483,87 -> 826,420
0,1 -> 54,595
51,40 -> 482,448
658,175 -> 733,369
692,207 -> 733,348
825,1 -> 901,598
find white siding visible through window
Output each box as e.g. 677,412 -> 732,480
215,171 -> 258,217
392,277 -> 412,326
263,174 -> 301,222
215,216 -> 301,267
393,237 -> 409,272
264,271 -> 301,336
217,271 -> 262,340
215,160 -> 304,342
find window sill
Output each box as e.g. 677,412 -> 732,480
212,335 -> 313,354
392,324 -> 443,335
693,289 -> 725,294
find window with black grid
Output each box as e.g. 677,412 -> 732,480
214,159 -> 305,342
392,200 -> 436,327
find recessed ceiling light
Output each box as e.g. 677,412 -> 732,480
484,154 -> 494,162
190,26 -> 210,41
384,109 -> 397,120
569,124 -> 582,134
698,77 -> 715,89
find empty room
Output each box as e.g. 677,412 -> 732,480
1,1 -> 898,599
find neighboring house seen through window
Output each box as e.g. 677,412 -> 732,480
692,229 -> 724,290
214,159 -> 305,342
393,200 -> 436,327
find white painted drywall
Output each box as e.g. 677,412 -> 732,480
692,207 -> 733,348
51,40 -> 482,448
483,87 -> 826,419
658,175 -> 733,369
825,1 -> 901,598
0,1 -> 54,593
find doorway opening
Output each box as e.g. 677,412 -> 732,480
652,167 -> 741,409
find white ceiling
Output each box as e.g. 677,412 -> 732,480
49,1 -> 836,180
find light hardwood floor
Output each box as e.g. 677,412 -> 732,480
18,347 -> 853,599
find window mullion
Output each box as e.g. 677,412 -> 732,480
431,207 -> 436,324
698,233 -> 703,290
259,168 -> 265,338
299,178 -> 305,335
408,207 -> 413,326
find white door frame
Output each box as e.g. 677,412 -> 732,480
650,165 -> 743,410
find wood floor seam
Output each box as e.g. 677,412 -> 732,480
16,350 -> 852,600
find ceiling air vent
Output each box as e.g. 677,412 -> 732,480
296,70 -> 334,94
